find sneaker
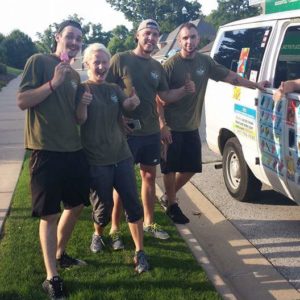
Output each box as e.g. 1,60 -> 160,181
166,203 -> 190,224
42,276 -> 66,300
143,223 -> 169,240
90,233 -> 105,253
57,251 -> 87,268
158,194 -> 168,211
134,250 -> 150,274
109,231 -> 124,251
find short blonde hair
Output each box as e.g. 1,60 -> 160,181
83,43 -> 111,64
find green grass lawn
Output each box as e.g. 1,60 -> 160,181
6,66 -> 23,76
0,154 -> 221,300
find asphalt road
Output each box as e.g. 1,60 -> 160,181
192,140 -> 300,291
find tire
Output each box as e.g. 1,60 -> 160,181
222,137 -> 262,201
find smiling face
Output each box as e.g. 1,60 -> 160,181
55,25 -> 83,60
178,27 -> 200,58
87,50 -> 110,83
135,27 -> 159,56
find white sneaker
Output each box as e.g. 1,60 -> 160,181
143,223 -> 170,240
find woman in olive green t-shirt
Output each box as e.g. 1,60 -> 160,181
76,43 -> 149,274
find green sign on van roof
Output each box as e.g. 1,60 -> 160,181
266,0 -> 300,14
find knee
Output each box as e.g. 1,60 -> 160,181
140,171 -> 156,183
93,201 -> 113,228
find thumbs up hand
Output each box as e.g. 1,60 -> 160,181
81,91 -> 93,106
184,73 -> 196,94
123,87 -> 140,111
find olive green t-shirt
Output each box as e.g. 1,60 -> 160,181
106,51 -> 169,136
163,52 -> 230,131
19,53 -> 82,151
78,81 -> 132,166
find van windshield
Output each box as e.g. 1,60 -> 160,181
213,26 -> 272,82
274,26 -> 300,88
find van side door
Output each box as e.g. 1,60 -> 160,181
271,24 -> 300,201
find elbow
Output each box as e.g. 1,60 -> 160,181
16,94 -> 27,110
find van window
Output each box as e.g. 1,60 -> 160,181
213,27 -> 272,81
274,26 -> 300,88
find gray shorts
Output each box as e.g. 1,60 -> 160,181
89,158 -> 143,227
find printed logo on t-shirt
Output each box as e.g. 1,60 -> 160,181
196,67 -> 205,77
150,71 -> 159,81
70,80 -> 78,90
110,92 -> 118,103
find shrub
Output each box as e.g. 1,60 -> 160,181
0,63 -> 7,75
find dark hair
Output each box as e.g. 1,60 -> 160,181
52,20 -> 82,52
178,22 -> 199,35
57,20 -> 82,33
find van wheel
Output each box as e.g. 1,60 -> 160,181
222,137 -> 262,201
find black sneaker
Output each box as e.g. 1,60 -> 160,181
57,251 -> 87,269
166,203 -> 190,224
42,276 -> 66,300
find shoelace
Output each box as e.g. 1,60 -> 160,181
49,278 -> 64,297
93,235 -> 105,246
110,231 -> 122,241
137,251 -> 147,266
150,223 -> 162,232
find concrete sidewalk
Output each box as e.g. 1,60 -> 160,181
156,175 -> 300,300
0,76 -> 25,235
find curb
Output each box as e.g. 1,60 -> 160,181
155,181 -> 238,300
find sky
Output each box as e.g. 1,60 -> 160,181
0,0 -> 218,41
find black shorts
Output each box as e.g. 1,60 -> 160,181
127,133 -> 161,166
89,158 -> 143,227
29,150 -> 90,217
160,129 -> 202,174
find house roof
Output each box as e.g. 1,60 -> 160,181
153,18 -> 216,60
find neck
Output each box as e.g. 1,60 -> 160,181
180,49 -> 197,59
90,78 -> 104,84
133,47 -> 151,59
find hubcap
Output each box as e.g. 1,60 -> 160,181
226,150 -> 241,189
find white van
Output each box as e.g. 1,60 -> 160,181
205,10 -> 300,202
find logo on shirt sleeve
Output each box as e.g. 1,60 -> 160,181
70,80 -> 78,90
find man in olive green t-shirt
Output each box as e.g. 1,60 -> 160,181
17,20 -> 89,299
106,19 -> 195,241
157,22 -> 269,224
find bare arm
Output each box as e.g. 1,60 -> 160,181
156,96 -> 172,144
158,78 -> 196,104
76,91 -> 93,125
223,70 -> 269,90
273,79 -> 300,102
17,62 -> 71,110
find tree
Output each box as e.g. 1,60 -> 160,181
206,0 -> 261,28
106,0 -> 202,33
2,30 -> 37,69
0,33 -> 6,63
108,25 -> 135,55
35,14 -> 112,54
